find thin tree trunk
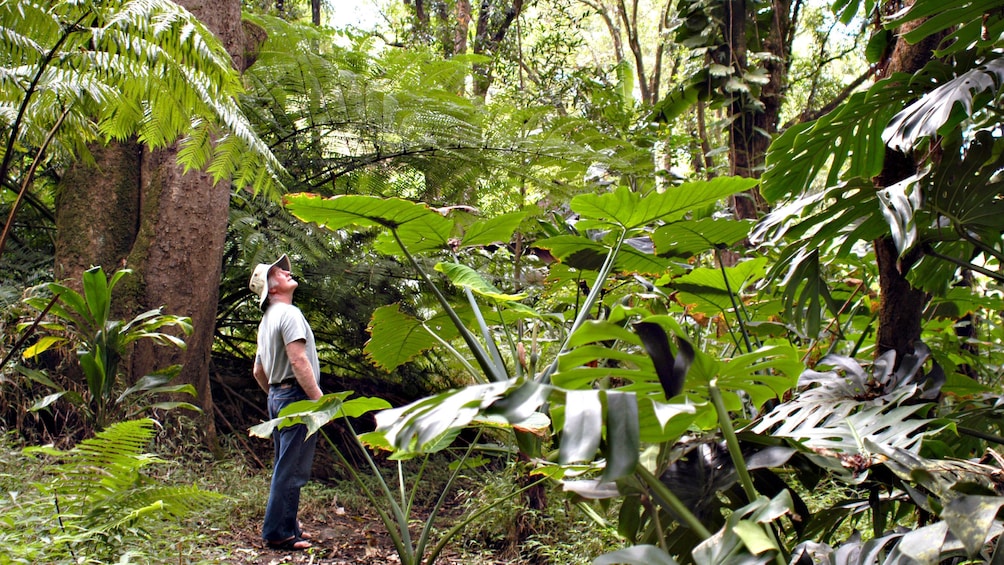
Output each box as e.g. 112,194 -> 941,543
726,0 -> 793,220
455,0 -> 472,55
472,0 -> 524,98
872,8 -> 943,359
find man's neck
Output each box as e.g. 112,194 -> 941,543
269,293 -> 294,306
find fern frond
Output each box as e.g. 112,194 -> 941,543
0,0 -> 285,195
26,418 -> 222,540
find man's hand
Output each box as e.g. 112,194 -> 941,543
253,362 -> 269,394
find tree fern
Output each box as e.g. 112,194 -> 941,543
241,14 -> 619,208
0,0 -> 283,197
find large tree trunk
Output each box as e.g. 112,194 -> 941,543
53,0 -> 256,451
54,144 -> 141,281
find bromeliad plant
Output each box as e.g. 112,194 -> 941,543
20,266 -> 195,430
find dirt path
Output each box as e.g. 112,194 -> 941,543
218,510 -> 490,564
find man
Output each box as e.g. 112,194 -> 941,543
248,254 -> 324,551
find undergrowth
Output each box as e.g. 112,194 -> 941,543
0,425 -> 623,564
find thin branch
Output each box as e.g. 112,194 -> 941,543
0,294 -> 59,370
786,65 -> 878,128
0,106 -> 72,256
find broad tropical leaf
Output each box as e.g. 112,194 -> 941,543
593,545 -> 680,565
886,0 -> 1004,56
761,76 -> 917,203
652,218 -> 754,258
537,234 -> 675,275
460,211 -> 527,247
571,178 -> 757,230
249,392 -> 391,438
884,56 -> 1004,152
364,305 -> 460,371
284,193 -> 453,255
434,263 -> 527,301
670,257 -> 768,316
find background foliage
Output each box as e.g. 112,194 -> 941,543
3,0 -> 1004,563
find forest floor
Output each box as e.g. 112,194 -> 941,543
219,511 -> 485,564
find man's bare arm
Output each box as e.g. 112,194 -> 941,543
286,339 -> 323,400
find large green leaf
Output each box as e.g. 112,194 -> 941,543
602,391 -> 639,482
886,0 -> 1004,55
571,178 -> 758,230
761,76 -> 916,203
593,545 -> 680,565
942,495 -> 1004,557
559,390 -> 602,464
364,304 -> 461,371
633,322 -> 691,399
284,193 -> 453,254
884,56 -> 1004,152
652,218 -> 754,258
460,210 -> 527,247
434,262 -> 527,301
753,349 -> 944,459
927,131 -> 1004,233
670,257 -> 768,316
691,492 -> 792,565
373,380 -> 527,452
536,234 -> 674,275
249,392 -> 391,438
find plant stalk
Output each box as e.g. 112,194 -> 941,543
540,228 -> 628,383
708,379 -> 757,501
393,230 -> 504,382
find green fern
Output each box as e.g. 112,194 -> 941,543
0,0 -> 283,196
240,14 -> 612,206
23,418 -> 222,556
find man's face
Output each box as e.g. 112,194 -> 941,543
268,266 -> 298,294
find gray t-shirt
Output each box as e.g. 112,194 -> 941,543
255,302 -> 320,386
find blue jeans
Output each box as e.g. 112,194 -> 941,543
261,385 -> 318,542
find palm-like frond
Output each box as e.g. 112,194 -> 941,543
0,0 -> 283,194
26,418 -> 221,538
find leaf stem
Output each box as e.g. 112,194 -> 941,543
708,379 -> 757,501
539,229 -> 628,383
392,230 -> 504,381
714,248 -> 753,354
635,465 -> 712,539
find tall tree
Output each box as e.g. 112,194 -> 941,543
662,0 -> 801,218
575,0 -> 678,105
52,1 -> 269,448
870,5 -> 943,359
401,0 -> 525,96
759,0 -> 1004,361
